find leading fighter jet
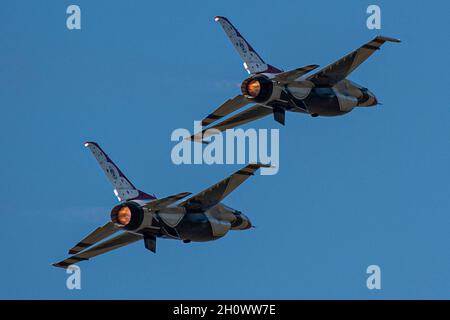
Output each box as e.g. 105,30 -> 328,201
53,142 -> 267,268
190,16 -> 400,142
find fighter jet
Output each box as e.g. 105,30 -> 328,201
190,16 -> 400,142
53,142 -> 267,268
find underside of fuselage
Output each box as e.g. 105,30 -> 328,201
139,203 -> 251,243
268,78 -> 378,117
293,86 -> 349,116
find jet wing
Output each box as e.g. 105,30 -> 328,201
272,64 -> 319,83
190,105 -> 273,143
53,232 -> 142,269
143,192 -> 192,210
307,36 -> 401,86
179,163 -> 269,211
201,95 -> 250,126
68,221 -> 119,254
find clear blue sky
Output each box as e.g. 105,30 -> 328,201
0,0 -> 449,299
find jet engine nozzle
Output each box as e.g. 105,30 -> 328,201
111,202 -> 144,230
241,76 -> 273,102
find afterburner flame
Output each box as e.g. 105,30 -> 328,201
246,80 -> 261,98
117,206 -> 131,226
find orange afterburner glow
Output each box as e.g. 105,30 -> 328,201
117,206 -> 131,226
246,80 -> 261,98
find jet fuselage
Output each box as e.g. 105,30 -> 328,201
242,74 -> 378,118
112,200 -> 251,243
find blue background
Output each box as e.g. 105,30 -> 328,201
0,0 -> 448,299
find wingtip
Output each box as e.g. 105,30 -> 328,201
249,163 -> 272,169
378,36 -> 401,43
84,141 -> 96,147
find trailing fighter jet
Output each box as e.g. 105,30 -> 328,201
53,142 -> 267,268
190,16 -> 400,142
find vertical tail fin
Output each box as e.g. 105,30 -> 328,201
214,16 -> 282,75
84,142 -> 155,202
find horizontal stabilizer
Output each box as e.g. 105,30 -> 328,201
190,105 -> 273,143
68,222 -> 119,255
53,232 -> 142,269
201,95 -> 250,126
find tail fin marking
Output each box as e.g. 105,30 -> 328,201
84,142 -> 155,202
214,16 -> 282,74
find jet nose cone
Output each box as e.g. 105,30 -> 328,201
370,96 -> 378,106
244,216 -> 252,230
239,213 -> 252,230
231,212 -> 252,230
369,91 -> 378,106
358,89 -> 378,107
